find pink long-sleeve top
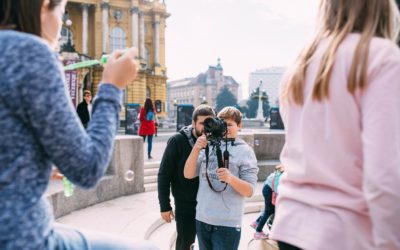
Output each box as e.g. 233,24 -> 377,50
270,34 -> 400,250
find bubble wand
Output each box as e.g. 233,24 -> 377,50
63,49 -> 129,71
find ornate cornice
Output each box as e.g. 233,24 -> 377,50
100,2 -> 110,10
81,3 -> 90,9
130,7 -> 139,14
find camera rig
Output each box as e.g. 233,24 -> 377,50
203,117 -> 234,192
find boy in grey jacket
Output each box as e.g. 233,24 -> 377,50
184,106 -> 258,249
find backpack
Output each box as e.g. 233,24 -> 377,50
146,111 -> 155,121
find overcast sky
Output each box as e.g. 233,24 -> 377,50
164,0 -> 320,98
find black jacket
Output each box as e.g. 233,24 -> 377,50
76,101 -> 90,127
158,125 -> 199,212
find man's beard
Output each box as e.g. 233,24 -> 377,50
194,127 -> 202,137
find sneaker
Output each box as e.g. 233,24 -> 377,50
254,231 -> 269,240
250,221 -> 258,229
148,155 -> 153,159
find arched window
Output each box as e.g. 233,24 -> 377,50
109,27 -> 126,52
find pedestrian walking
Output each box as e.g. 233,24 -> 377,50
139,98 -> 156,159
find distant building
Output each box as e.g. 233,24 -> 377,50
248,67 -> 286,106
167,59 -> 239,119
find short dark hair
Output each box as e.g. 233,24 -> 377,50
0,0 -> 63,37
192,104 -> 215,122
83,90 -> 91,96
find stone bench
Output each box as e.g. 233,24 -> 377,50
46,135 -> 145,218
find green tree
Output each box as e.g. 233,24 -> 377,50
215,86 -> 238,112
245,87 -> 270,119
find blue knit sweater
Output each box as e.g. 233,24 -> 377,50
0,31 -> 122,249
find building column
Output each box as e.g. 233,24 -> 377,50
101,2 -> 109,54
153,20 -> 160,66
81,4 -> 90,55
130,7 -> 139,48
139,11 -> 145,61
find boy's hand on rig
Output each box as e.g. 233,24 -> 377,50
217,168 -> 232,183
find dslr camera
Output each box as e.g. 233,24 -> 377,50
203,117 -> 227,145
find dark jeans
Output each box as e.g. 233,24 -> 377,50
278,241 -> 302,250
175,206 -> 196,250
196,220 -> 241,250
142,135 -> 153,157
256,185 -> 275,232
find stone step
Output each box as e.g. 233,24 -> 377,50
144,168 -> 159,177
144,161 -> 161,169
246,193 -> 264,203
144,175 -> 157,184
144,182 -> 157,192
146,219 -> 176,250
245,201 -> 264,214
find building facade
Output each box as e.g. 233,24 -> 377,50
248,67 -> 286,106
167,59 -> 239,119
62,0 -> 169,117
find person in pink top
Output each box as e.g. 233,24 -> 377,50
270,1 -> 400,250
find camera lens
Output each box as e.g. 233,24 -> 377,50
203,117 -> 227,143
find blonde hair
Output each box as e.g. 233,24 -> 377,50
218,106 -> 243,125
282,0 -> 400,105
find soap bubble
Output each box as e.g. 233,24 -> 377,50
254,139 -> 260,146
124,170 -> 135,181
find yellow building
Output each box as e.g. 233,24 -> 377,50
62,0 -> 169,118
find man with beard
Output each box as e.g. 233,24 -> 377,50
158,105 -> 215,250
76,90 -> 92,129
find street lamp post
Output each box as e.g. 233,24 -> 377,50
61,16 -> 76,52
172,99 -> 177,120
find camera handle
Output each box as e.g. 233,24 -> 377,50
223,150 -> 229,169
216,145 -> 226,184
216,145 -> 224,168
205,144 -> 228,192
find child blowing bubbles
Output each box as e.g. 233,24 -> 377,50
184,106 -> 258,250
0,0 -> 157,249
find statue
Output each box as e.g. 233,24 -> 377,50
254,80 -> 264,120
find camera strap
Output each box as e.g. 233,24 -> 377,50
205,145 -> 228,192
